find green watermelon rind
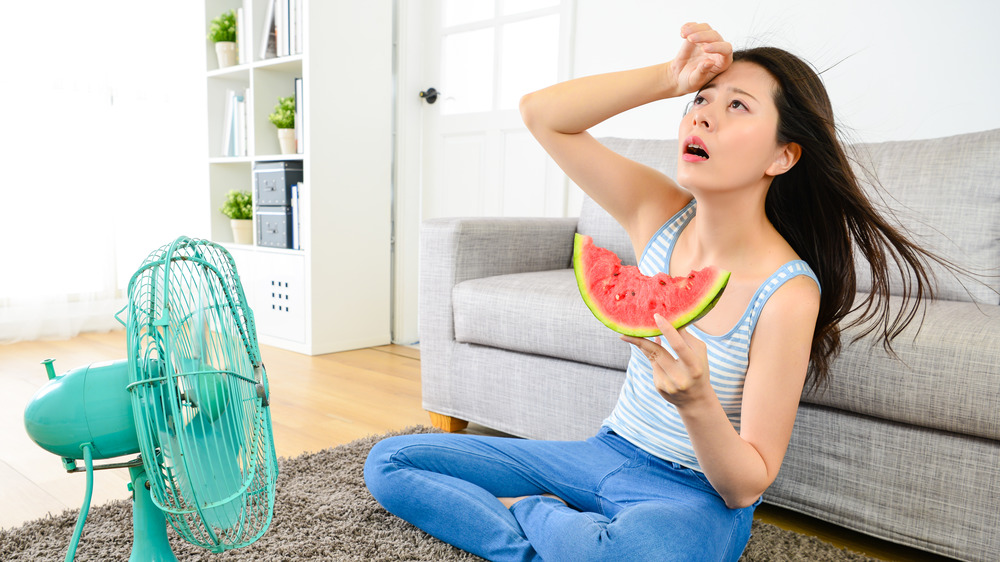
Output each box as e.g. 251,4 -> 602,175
573,233 -> 731,337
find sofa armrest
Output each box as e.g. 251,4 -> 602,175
419,216 -> 579,416
419,215 -> 579,341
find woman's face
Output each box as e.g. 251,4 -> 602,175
676,61 -> 792,193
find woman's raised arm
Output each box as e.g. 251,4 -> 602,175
519,22 -> 732,253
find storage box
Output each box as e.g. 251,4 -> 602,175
253,160 -> 303,206
256,207 -> 294,249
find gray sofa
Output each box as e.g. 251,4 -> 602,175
419,128 -> 1000,562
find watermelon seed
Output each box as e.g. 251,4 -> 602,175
659,280 -> 666,285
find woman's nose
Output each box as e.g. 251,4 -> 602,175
691,107 -> 713,130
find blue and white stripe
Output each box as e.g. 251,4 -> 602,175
603,199 -> 820,472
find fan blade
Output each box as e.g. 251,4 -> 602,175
180,408 -> 245,531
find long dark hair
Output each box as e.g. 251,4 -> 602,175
734,47 -> 945,390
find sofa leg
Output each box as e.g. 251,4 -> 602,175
428,411 -> 469,433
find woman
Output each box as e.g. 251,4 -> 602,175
365,22 -> 940,561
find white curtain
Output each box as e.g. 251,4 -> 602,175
0,2 -> 207,343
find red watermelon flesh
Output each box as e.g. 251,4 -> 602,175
573,233 -> 730,337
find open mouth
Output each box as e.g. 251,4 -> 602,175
682,136 -> 709,161
685,144 -> 709,159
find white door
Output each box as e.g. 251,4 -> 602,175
393,0 -> 574,344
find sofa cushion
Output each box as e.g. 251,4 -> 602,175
805,294 -> 1000,441
851,128 -> 1000,304
452,269 -> 630,371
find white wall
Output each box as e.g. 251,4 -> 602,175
574,0 -> 1000,143
0,1 -> 206,342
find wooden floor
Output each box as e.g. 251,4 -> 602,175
1,331 -> 953,560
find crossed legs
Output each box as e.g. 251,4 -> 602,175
363,429 -> 755,562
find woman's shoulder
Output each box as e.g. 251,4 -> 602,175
752,247 -> 821,327
743,234 -> 820,317
762,227 -> 814,274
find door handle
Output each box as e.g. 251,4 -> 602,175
419,87 -> 440,104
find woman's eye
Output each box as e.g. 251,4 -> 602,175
693,95 -> 706,105
730,100 -> 747,110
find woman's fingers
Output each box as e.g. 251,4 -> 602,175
680,22 -> 714,38
620,314 -> 712,400
654,315 -> 698,365
677,22 -> 733,79
620,334 -> 669,362
681,29 -> 722,45
680,23 -> 729,51
620,330 -> 692,394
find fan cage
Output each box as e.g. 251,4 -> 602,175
125,237 -> 277,552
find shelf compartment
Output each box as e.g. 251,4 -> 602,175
252,61 -> 303,157
207,76 -> 252,159
208,161 -> 253,244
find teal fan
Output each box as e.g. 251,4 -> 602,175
23,237 -> 277,561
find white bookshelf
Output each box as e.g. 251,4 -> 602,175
203,0 -> 392,355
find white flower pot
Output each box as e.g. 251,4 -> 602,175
231,219 -> 253,245
215,41 -> 238,68
277,128 -> 296,154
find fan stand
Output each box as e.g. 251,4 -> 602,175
127,464 -> 177,562
63,451 -> 176,562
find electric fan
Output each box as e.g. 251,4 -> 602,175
23,236 -> 278,561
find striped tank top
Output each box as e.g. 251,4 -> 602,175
603,199 -> 820,472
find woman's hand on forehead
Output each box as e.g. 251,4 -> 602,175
671,22 -> 733,95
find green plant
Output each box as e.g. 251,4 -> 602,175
220,190 -> 252,220
268,96 -> 295,129
207,10 -> 237,43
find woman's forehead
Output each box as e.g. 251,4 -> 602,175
702,62 -> 777,101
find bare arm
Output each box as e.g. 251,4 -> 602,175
519,23 -> 732,254
622,276 -> 819,508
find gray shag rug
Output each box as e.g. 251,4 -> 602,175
1,426 -> 877,561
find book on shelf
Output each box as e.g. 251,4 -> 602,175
221,90 -> 233,156
291,181 -> 302,250
221,88 -> 250,157
294,77 -> 304,154
275,0 -> 286,58
236,92 -> 246,156
259,0 -> 303,60
259,0 -> 277,60
294,0 -> 303,54
236,0 -> 255,65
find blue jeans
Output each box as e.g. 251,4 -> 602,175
364,427 -> 758,561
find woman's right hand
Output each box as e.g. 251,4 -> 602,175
670,22 -> 733,95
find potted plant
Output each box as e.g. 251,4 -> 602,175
220,189 -> 253,244
208,10 -> 238,68
268,96 -> 296,154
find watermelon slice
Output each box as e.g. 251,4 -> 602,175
573,233 -> 730,336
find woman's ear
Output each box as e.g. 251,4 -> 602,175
766,142 -> 801,176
